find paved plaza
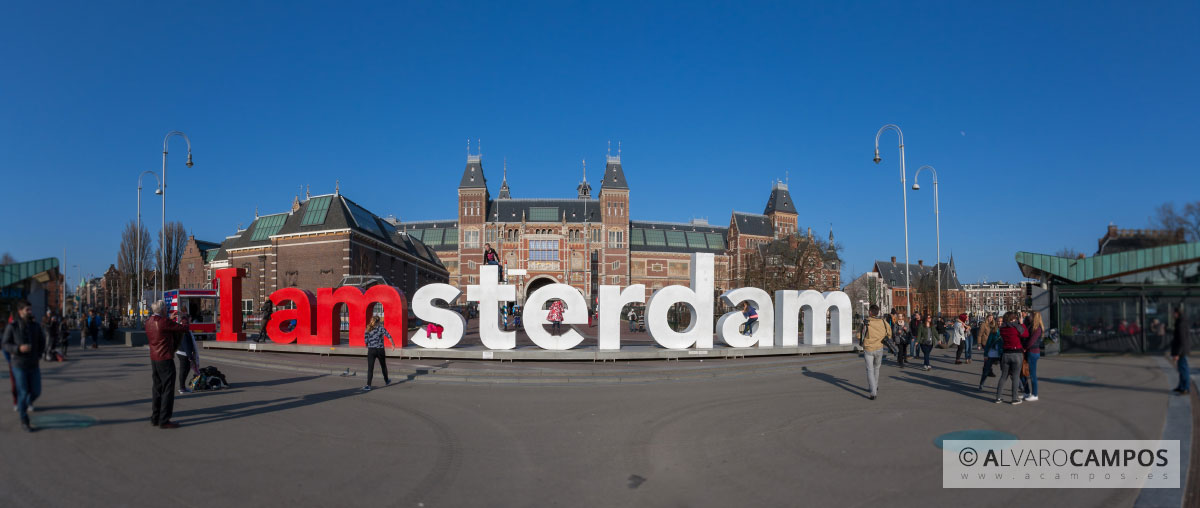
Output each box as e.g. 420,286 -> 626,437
0,333 -> 1190,507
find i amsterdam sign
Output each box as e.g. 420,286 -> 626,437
214,253 -> 852,350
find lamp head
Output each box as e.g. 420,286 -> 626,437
155,188 -> 163,195
185,152 -> 194,168
872,148 -> 881,164
912,183 -> 920,191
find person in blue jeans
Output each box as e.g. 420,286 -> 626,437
917,315 -> 936,370
2,301 -> 45,432
1021,312 -> 1044,401
1171,308 -> 1190,395
740,302 -> 759,335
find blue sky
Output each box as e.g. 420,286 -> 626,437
2,1 -> 1197,288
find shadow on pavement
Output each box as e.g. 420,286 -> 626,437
802,366 -> 869,399
893,369 -> 996,402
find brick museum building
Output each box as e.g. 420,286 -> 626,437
178,188 -> 449,314
392,149 -> 840,304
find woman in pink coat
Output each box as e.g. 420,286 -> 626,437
548,300 -> 565,335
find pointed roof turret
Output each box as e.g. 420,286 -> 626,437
764,180 -> 797,215
577,158 -> 592,199
498,158 -> 511,199
600,142 -> 628,191
459,141 -> 487,189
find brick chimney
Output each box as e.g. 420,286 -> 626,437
788,234 -> 799,249
890,256 -> 897,264
918,260 -> 924,266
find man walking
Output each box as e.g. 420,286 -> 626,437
861,304 -> 891,401
3,301 -> 45,432
84,308 -> 100,349
42,308 -> 61,361
1171,308 -> 1190,395
145,300 -> 189,429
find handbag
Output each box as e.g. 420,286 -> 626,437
1020,358 -> 1031,378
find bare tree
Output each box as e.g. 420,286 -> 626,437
156,221 -> 189,290
1151,201 -> 1200,242
1055,247 -> 1083,259
117,220 -> 154,275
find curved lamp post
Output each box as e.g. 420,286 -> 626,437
160,131 -> 193,297
912,165 -> 941,317
138,170 -> 162,323
874,124 -> 911,315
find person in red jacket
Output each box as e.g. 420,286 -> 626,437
145,300 -> 189,429
995,311 -> 1029,405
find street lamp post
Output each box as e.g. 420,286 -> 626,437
138,170 -> 162,324
912,165 -> 941,317
160,131 -> 193,299
874,124 -> 912,316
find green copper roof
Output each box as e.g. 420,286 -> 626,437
1,257 -> 59,288
1016,242 -> 1200,283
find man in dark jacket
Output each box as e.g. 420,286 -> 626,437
84,308 -> 100,349
3,301 -> 45,432
1171,308 -> 1190,395
145,300 -> 189,429
995,311 -> 1029,405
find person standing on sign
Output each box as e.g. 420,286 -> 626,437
145,300 -> 190,429
1171,308 -> 1190,395
3,301 -> 45,432
861,304 -> 891,401
362,316 -> 396,391
483,243 -> 502,281
548,299 -> 565,336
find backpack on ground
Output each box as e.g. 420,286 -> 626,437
197,366 -> 230,389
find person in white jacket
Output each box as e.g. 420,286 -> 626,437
952,313 -> 970,364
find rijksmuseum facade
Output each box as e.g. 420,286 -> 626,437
180,148 -> 841,308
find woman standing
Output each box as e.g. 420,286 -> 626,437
1021,313 -> 1044,401
362,316 -> 396,391
917,315 -> 936,370
893,314 -> 910,368
953,314 -> 969,364
548,300 -> 565,336
977,316 -> 1001,391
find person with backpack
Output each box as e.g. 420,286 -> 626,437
1171,308 -> 1190,395
173,311 -> 200,395
861,304 -> 892,400
995,311 -> 1029,405
977,316 -> 1001,391
361,316 -> 396,391
145,300 -> 190,429
916,315 -> 936,370
3,301 -> 45,432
